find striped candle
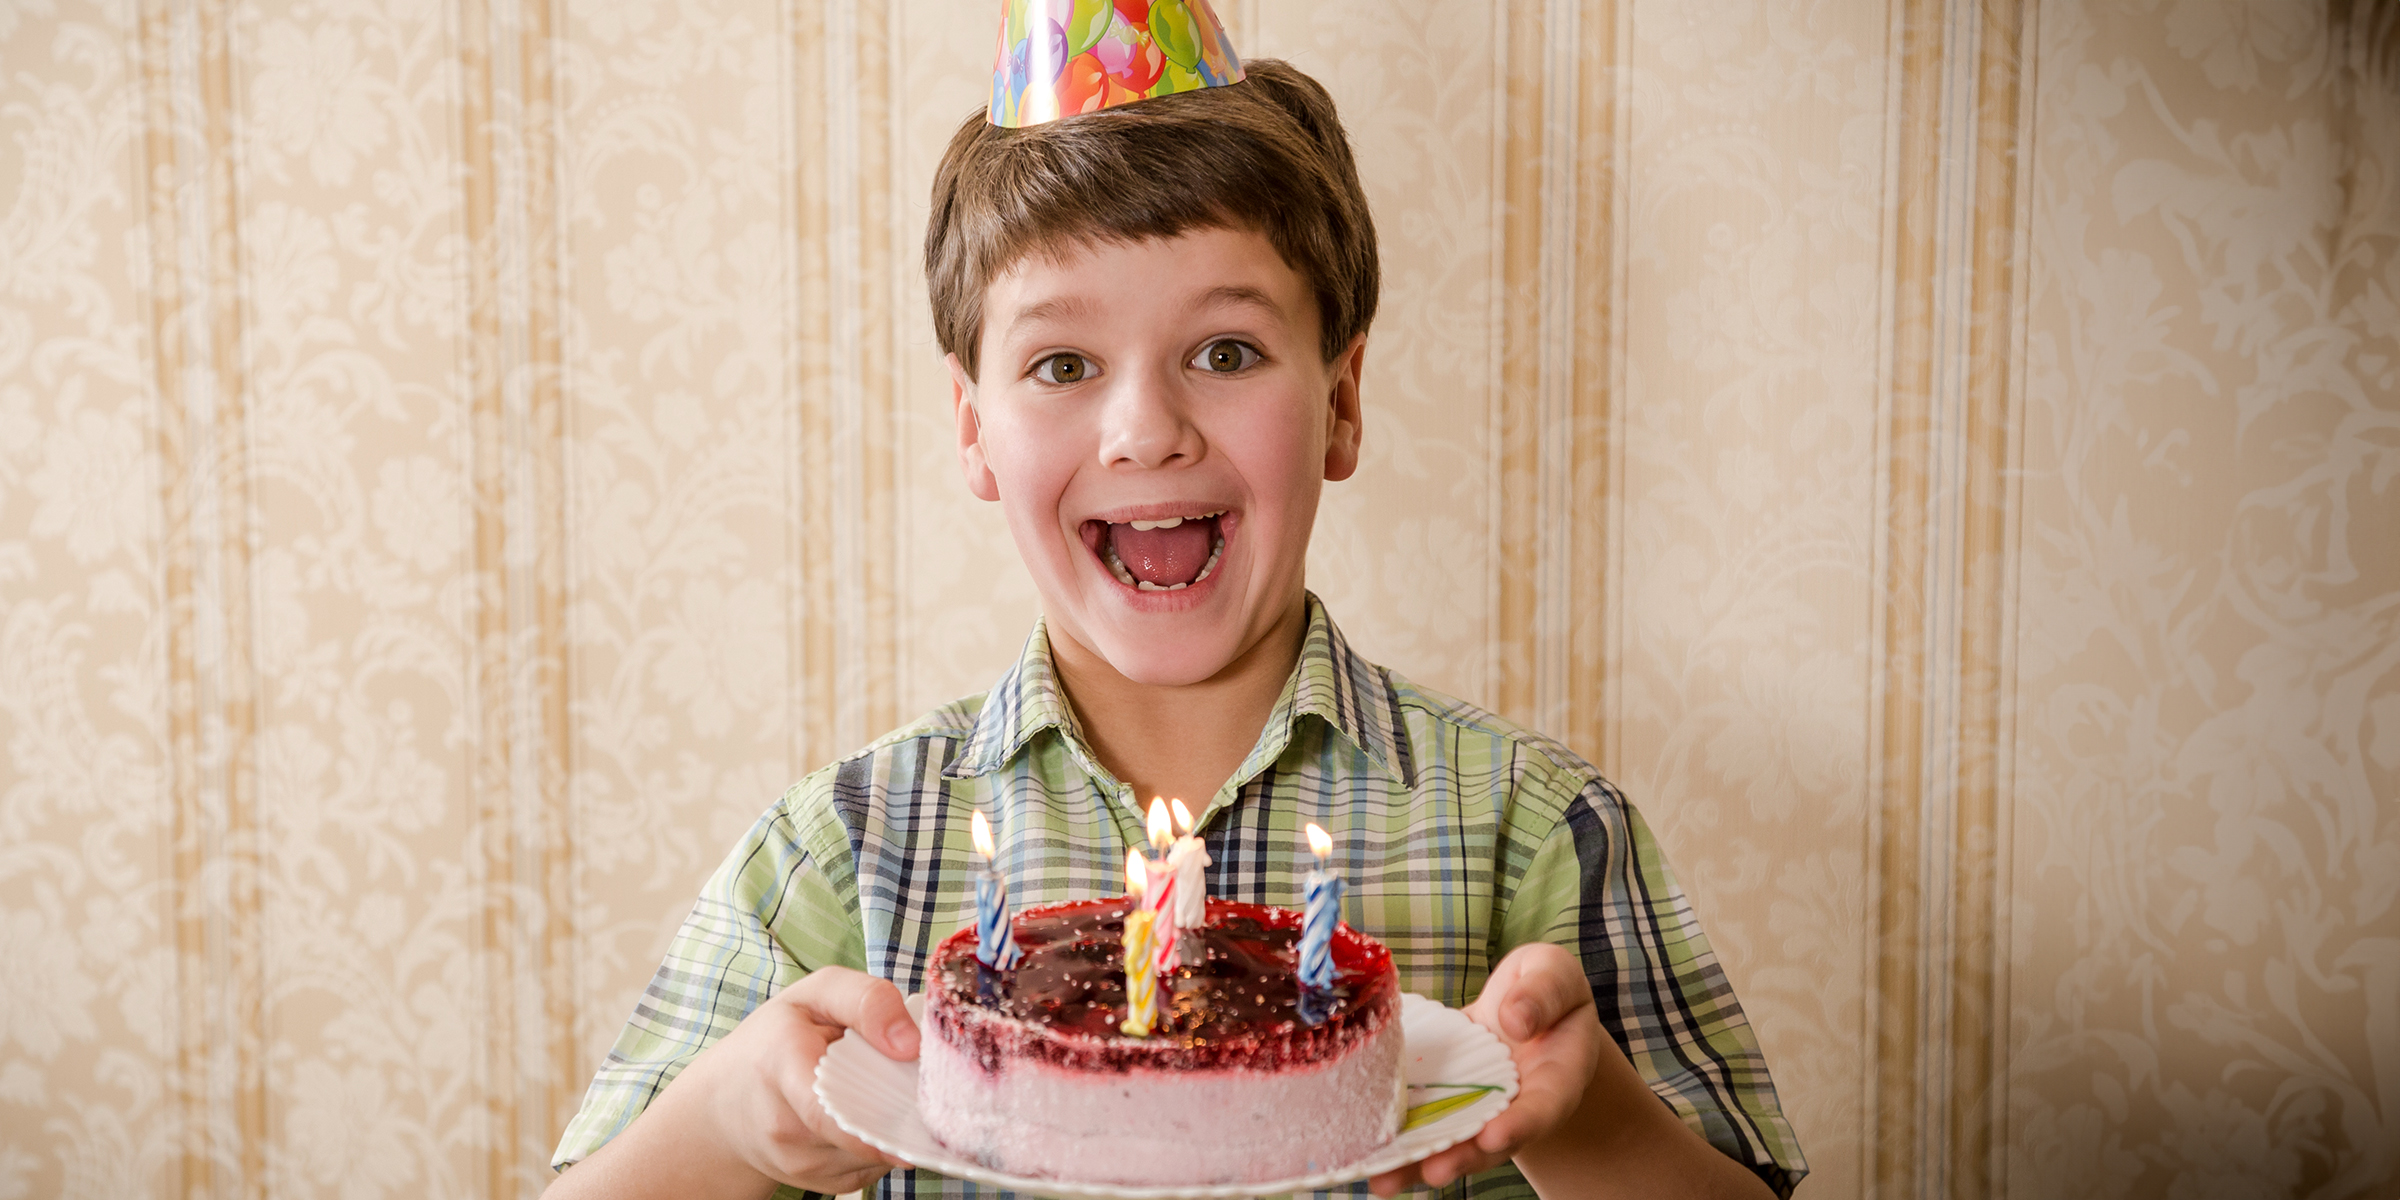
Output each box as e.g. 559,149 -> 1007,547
970,809 -> 1021,970
1143,798 -> 1181,989
1148,869 -> 1179,980
1122,910 -> 1158,1037
1298,822 -> 1343,992
1121,847 -> 1157,1037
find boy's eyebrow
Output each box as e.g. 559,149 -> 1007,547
1003,294 -> 1103,341
1190,284 -> 1285,317
999,283 -> 1295,347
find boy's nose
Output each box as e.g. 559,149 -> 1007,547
1096,371 -> 1203,470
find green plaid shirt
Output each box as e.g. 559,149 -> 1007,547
556,598 -> 1806,1198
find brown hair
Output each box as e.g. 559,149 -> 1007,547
925,59 -> 1379,379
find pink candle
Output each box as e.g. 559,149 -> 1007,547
1143,799 -> 1178,982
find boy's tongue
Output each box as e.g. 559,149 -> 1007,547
1109,519 -> 1213,587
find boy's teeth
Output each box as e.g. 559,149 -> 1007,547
1121,509 -> 1224,532
1102,541 -> 1136,586
1191,534 -> 1224,584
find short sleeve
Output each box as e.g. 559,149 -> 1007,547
1500,777 -> 1809,1198
551,791 -> 866,1170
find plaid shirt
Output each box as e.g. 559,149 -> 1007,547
556,598 -> 1806,1198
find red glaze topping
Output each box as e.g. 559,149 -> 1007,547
929,897 -> 1398,1074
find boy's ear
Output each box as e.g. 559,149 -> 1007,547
1322,333 -> 1367,483
950,353 -> 1001,502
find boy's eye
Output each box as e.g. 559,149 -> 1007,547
1033,353 -> 1094,384
1191,339 -> 1261,374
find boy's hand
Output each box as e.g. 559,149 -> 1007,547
547,966 -> 917,1199
1367,942 -> 1599,1196
695,966 -> 920,1191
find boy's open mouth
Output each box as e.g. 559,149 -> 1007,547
1083,512 -> 1226,592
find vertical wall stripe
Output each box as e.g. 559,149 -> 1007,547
819,0 -> 903,759
458,0 -> 575,1189
825,0 -> 860,756
136,0 -> 200,1186
868,0 -> 905,748
1495,0 -> 1543,727
204,3 -> 267,1188
522,0 -> 579,1175
1869,0 -> 1945,1190
1948,3 -> 2030,1196
791,0 -> 839,775
1529,0 -> 1580,740
1872,0 -> 2029,1196
138,0 -> 266,1193
1564,0 -> 1623,771
1496,0 -> 1618,766
1983,7 -> 2040,1195
513,0 -> 577,1181
791,0 -> 903,774
455,0 -> 512,1188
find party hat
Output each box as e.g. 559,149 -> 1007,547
990,0 -> 1246,129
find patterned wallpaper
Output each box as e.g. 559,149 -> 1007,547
1,0 -> 2393,1198
2008,1 -> 2399,1195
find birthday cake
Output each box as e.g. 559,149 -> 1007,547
917,895 -> 1403,1186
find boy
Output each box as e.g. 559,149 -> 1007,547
549,18 -> 1806,1200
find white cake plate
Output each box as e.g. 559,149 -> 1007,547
815,991 -> 1518,1200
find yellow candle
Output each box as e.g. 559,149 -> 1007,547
1122,909 -> 1157,1037
1122,847 -> 1156,1037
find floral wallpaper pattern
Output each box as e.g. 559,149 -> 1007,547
1,0 -> 2392,1197
2006,1 -> 2398,1196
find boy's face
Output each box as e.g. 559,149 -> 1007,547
950,226 -> 1364,688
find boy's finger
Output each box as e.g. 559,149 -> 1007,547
783,1051 -> 916,1180
1474,1090 -> 1556,1155
1417,1140 -> 1508,1189
798,1101 -> 884,1163
1490,943 -> 1593,1041
770,1036 -> 885,1163
1455,1013 -> 1601,1171
783,968 -> 921,1060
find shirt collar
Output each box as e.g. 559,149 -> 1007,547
946,595 -> 1416,790
945,617 -> 1095,781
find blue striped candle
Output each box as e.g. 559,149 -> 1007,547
1298,822 -> 1343,992
971,809 -> 1021,970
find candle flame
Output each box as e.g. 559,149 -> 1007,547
1305,822 -> 1333,859
1126,848 -> 1147,897
1169,797 -> 1195,834
971,808 -> 996,861
1147,797 -> 1173,851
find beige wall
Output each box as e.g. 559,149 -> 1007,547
2009,3 -> 2399,1195
1,0 -> 2393,1197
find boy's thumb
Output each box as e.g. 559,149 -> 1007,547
787,967 -> 921,1060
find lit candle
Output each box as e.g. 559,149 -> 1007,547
1166,799 -> 1210,967
1298,822 -> 1344,993
1166,799 -> 1210,930
970,809 -> 1021,970
1121,848 -> 1157,1037
1143,798 -> 1179,980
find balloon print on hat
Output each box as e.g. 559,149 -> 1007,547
989,0 -> 1244,128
